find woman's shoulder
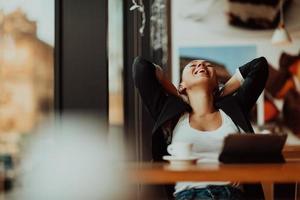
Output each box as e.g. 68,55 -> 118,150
215,94 -> 237,108
215,96 -> 245,121
177,112 -> 189,123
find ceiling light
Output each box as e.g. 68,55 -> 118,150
271,24 -> 292,45
271,0 -> 292,45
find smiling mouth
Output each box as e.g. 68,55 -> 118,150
193,68 -> 209,76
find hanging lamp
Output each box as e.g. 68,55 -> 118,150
271,0 -> 292,45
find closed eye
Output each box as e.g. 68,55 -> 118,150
185,63 -> 195,69
203,62 -> 213,67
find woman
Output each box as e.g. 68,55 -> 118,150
132,56 -> 268,200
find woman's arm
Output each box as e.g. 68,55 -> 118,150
154,64 -> 179,97
220,72 -> 244,97
132,57 -> 171,121
221,57 -> 269,114
155,64 -> 191,103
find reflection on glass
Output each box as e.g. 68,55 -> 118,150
108,0 -> 124,126
0,0 -> 54,192
0,1 -> 54,134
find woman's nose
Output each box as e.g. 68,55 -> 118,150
196,63 -> 205,69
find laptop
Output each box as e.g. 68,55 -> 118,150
219,134 -> 287,163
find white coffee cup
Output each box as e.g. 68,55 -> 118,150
167,142 -> 193,157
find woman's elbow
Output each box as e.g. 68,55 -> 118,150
132,56 -> 145,85
257,56 -> 267,66
132,56 -> 156,87
258,56 -> 269,78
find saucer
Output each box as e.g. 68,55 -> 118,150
163,155 -> 198,166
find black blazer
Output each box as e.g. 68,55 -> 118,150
132,56 -> 269,199
133,56 -> 268,160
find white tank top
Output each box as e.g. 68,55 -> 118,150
172,109 -> 240,194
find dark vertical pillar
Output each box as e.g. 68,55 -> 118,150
123,0 -> 153,162
55,0 -> 62,112
166,0 -> 172,78
123,0 -> 142,161
123,0 -> 171,199
55,0 -> 108,124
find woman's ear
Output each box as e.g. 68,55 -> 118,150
213,83 -> 225,98
178,82 -> 189,103
178,82 -> 186,94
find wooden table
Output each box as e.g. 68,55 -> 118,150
127,162 -> 300,184
127,162 -> 300,200
128,146 -> 300,200
128,145 -> 300,184
283,145 -> 300,161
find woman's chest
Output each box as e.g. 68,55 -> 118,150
172,113 -> 239,153
189,113 -> 222,132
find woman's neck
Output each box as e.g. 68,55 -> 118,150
187,89 -> 216,117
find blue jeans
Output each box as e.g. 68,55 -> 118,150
174,185 -> 244,200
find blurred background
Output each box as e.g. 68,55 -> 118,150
0,0 -> 299,199
172,0 -> 300,144
0,0 -> 54,195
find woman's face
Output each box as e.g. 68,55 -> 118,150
180,60 -> 218,92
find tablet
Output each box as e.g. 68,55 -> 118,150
219,134 -> 287,163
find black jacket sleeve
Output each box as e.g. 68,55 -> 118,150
132,56 -> 168,121
235,57 -> 269,115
